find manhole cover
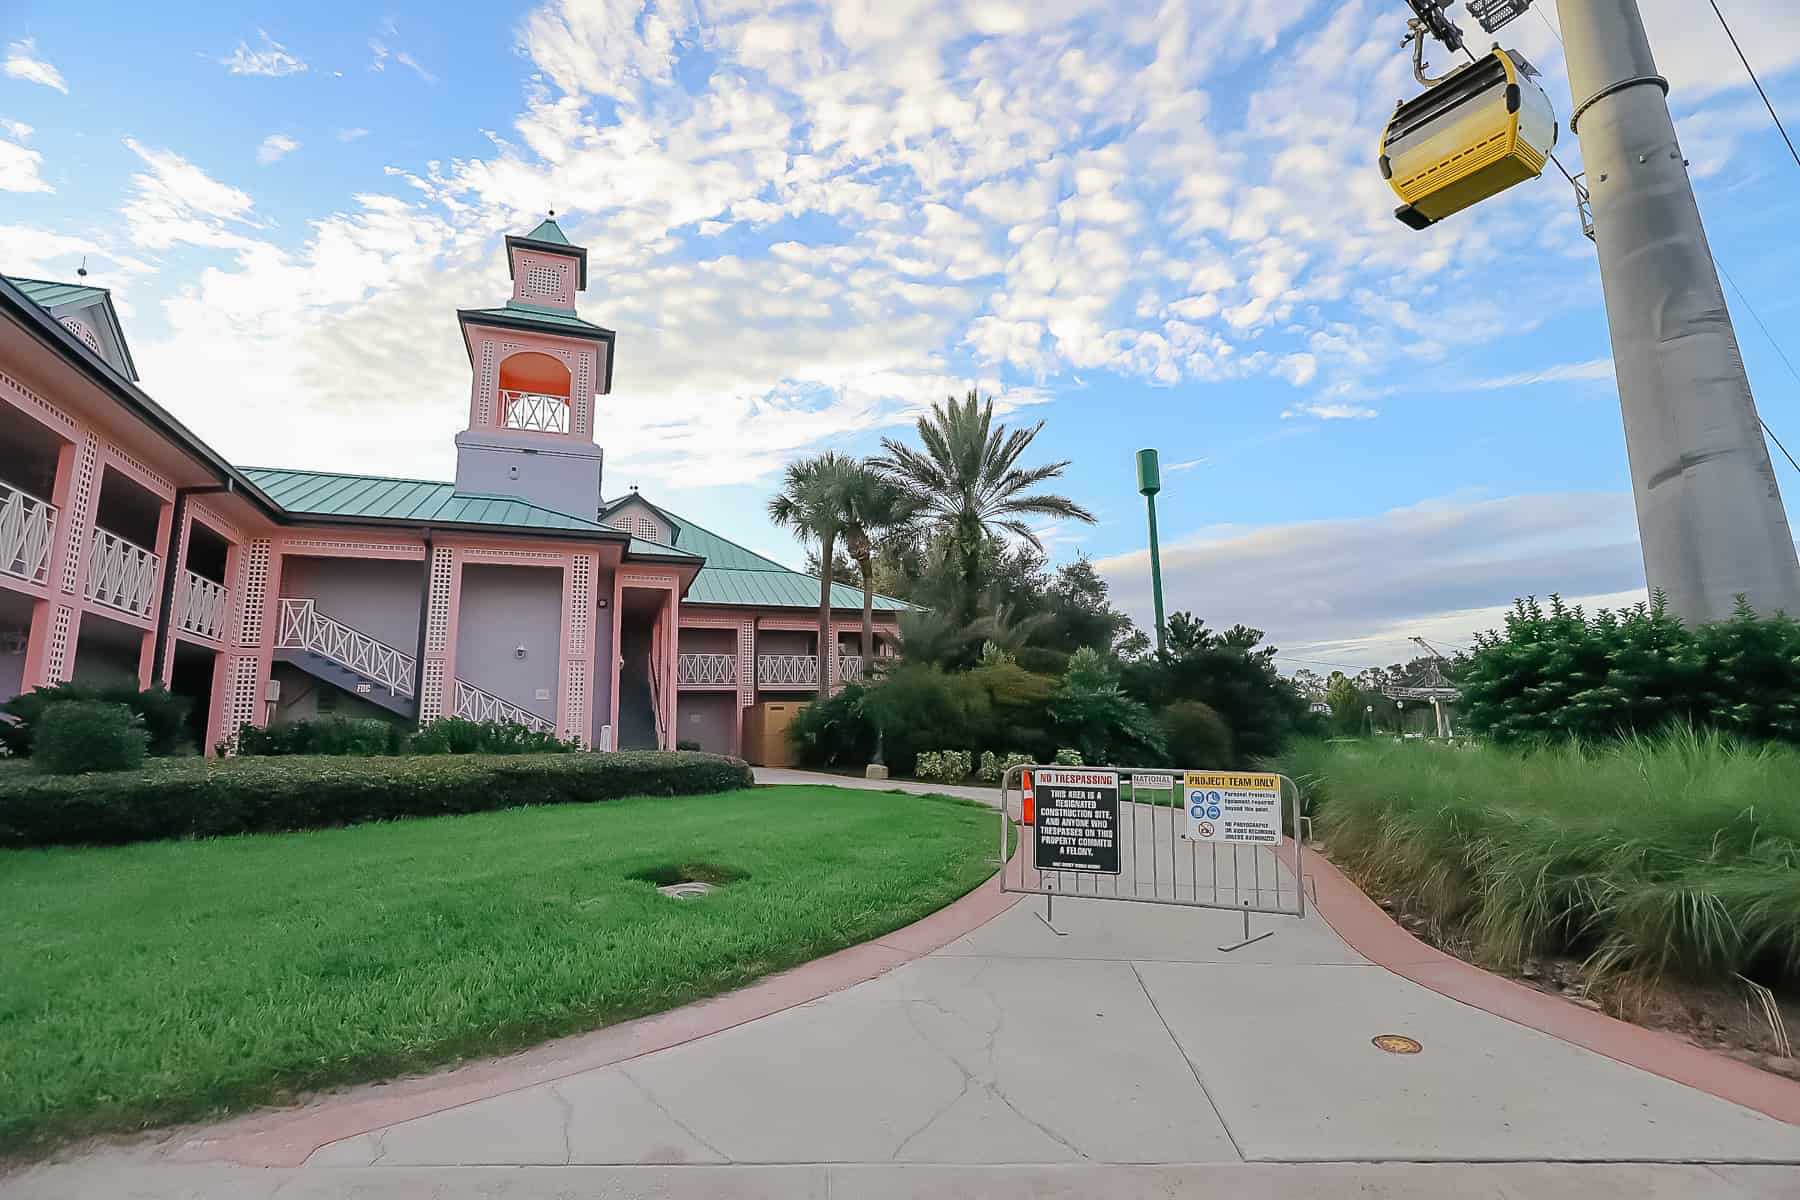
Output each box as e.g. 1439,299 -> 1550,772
656,882 -> 716,900
1372,1034 -> 1423,1055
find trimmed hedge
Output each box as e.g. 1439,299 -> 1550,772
35,702 -> 147,775
2,683 -> 193,758
0,751 -> 753,848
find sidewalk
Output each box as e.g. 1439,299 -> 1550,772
8,778 -> 1800,1199
753,765 -> 1003,805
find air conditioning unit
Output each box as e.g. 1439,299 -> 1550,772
264,679 -> 282,703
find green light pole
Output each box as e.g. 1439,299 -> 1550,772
1136,448 -> 1167,655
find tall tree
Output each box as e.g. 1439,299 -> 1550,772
768,452 -> 856,700
875,391 -> 1096,622
837,463 -> 917,662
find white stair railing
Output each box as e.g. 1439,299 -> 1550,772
453,677 -> 556,733
648,652 -> 667,748
176,570 -> 228,641
275,597 -> 416,697
676,652 -> 736,686
84,527 -> 161,619
0,480 -> 55,586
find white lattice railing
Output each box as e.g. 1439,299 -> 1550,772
176,570 -> 228,641
500,389 -> 570,433
276,598 -> 416,696
84,527 -> 161,618
0,479 -> 55,586
758,653 -> 820,687
677,652 -> 736,686
454,677 -> 555,733
840,654 -> 865,683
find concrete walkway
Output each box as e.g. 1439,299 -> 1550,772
753,765 -> 1003,805
8,774 -> 1800,1199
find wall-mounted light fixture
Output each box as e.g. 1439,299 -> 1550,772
515,645 -> 528,660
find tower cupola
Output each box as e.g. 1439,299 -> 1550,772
504,214 -> 587,309
453,214 -> 617,520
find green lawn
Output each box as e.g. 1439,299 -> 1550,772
0,784 -> 1002,1157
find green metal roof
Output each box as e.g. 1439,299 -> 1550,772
238,467 -> 624,537
602,495 -> 911,611
4,276 -> 109,309
523,217 -> 572,246
459,303 -> 613,337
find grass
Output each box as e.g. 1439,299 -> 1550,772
0,784 -> 1003,1158
1280,730 -> 1800,992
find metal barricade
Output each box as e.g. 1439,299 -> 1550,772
999,763 -> 1306,950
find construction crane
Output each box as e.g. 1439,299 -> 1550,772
1378,0 -> 1800,626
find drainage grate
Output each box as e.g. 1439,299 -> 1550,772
656,881 -> 717,900
1372,1034 -> 1423,1055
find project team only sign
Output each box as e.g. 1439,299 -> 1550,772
1182,771 -> 1283,845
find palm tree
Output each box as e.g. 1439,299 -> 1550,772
875,390 -> 1095,622
768,452 -> 855,700
838,464 -> 917,662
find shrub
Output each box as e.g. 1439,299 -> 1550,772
937,750 -> 972,781
978,750 -> 1032,783
1159,700 -> 1233,768
0,750 -> 753,848
407,718 -> 581,755
1460,593 -> 1800,746
34,702 -> 147,775
913,751 -> 943,780
1120,612 -> 1316,763
1282,731 -> 1800,991
1049,648 -> 1166,766
787,681 -> 878,767
1,683 -> 192,758
1053,748 -> 1084,765
677,738 -> 703,751
852,665 -> 989,776
233,717 -> 402,757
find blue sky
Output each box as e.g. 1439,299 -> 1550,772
5,0 -> 1800,670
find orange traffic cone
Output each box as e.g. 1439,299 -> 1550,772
1021,768 -> 1035,825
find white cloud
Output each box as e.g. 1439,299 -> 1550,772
0,118 -> 31,141
1456,358 -> 1616,391
119,138 -> 259,250
4,38 -> 67,93
1283,400 -> 1378,421
338,127 -> 371,142
0,224 -> 148,288
257,134 -> 300,165
0,137 -> 51,193
22,0 -> 1787,506
368,37 -> 434,82
394,51 -> 436,83
220,31 -> 308,77
1164,457 -> 1209,473
1096,491 -> 1648,669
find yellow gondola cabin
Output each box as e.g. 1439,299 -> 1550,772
1380,47 -> 1556,229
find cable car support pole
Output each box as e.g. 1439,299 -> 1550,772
1560,0 -> 1800,622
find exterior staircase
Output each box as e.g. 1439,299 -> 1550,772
615,625 -> 659,750
272,645 -> 418,718
273,597 -> 553,733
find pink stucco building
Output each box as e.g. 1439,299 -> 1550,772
0,218 -> 902,759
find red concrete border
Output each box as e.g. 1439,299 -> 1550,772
166,863 -> 1024,1168
1306,849 -> 1800,1127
